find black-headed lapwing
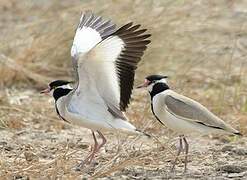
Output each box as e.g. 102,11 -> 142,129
41,11 -> 151,169
137,75 -> 241,172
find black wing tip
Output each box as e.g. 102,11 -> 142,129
77,11 -> 117,38
144,39 -> 151,45
133,24 -> 141,28
123,22 -> 134,29
115,21 -> 151,111
116,22 -> 151,36
144,34 -> 152,38
234,132 -> 243,136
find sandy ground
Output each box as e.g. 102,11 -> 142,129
0,89 -> 246,179
0,0 -> 247,179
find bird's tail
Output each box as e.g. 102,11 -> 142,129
233,131 -> 243,136
224,123 -> 242,136
112,119 -> 151,138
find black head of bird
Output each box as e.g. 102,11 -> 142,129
41,80 -> 73,100
137,75 -> 169,94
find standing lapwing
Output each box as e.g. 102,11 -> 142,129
41,11 -> 151,169
137,75 -> 241,172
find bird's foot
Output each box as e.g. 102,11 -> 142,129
74,155 -> 92,171
74,161 -> 87,171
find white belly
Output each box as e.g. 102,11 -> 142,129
65,109 -> 113,131
56,95 -> 136,133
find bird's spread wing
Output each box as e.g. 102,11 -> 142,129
70,11 -> 150,119
71,11 -> 116,72
111,23 -> 151,110
164,92 -> 231,131
85,25 -> 150,112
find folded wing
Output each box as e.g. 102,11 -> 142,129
164,92 -> 238,133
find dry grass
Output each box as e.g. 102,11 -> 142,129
0,0 -> 247,179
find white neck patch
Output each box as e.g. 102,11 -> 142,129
59,84 -> 73,90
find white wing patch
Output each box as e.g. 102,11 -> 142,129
84,36 -> 124,109
71,27 -> 102,56
70,11 -> 116,58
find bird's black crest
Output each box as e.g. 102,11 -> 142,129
49,80 -> 71,89
146,75 -> 168,82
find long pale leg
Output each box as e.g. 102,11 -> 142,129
96,131 -> 107,151
183,137 -> 189,173
88,131 -> 107,163
76,131 -> 98,170
171,136 -> 183,172
85,131 -> 99,164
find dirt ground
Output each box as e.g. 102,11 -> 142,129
0,0 -> 247,179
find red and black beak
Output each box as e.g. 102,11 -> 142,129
40,87 -> 51,94
137,79 -> 150,88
